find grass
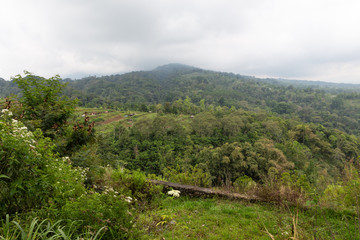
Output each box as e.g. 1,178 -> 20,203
0,215 -> 106,240
137,196 -> 358,240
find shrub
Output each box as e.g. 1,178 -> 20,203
320,184 -> 346,209
110,168 -> 163,203
233,175 -> 256,192
61,192 -> 134,239
0,109 -> 86,215
320,163 -> 360,211
162,165 -> 212,187
0,109 -> 53,214
254,171 -> 311,204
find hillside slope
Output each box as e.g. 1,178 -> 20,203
64,64 -> 360,136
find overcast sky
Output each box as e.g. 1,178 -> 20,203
1,0 -> 360,83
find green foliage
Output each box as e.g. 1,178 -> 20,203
162,165 -> 212,187
8,71 -> 95,157
255,171 -> 312,204
320,162 -> 360,211
0,109 -> 86,215
12,71 -> 77,137
2,68 -> 360,238
61,193 -> 133,239
321,184 -> 347,209
55,64 -> 360,136
0,109 -> 53,213
233,175 -> 256,192
0,214 -> 106,240
109,168 -> 163,203
138,198 -> 358,239
96,107 -> 359,191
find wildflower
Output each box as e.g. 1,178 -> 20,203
1,109 -> 8,113
167,189 -> 181,197
62,156 -> 72,164
125,196 -> 133,203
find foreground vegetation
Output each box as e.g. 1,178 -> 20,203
1,71 -> 360,239
139,197 -> 358,239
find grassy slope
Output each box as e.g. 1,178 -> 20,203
138,197 -> 357,240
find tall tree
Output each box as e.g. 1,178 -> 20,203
12,71 -> 77,137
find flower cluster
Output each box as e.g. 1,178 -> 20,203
102,185 -> 119,197
62,156 -> 72,164
167,189 -> 181,198
124,196 -> 133,203
1,108 -> 12,115
1,109 -> 39,155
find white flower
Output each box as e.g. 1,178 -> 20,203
12,119 -> 17,124
167,189 -> 181,197
1,109 -> 12,116
125,196 -> 133,203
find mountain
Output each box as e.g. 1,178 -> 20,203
1,64 -> 360,136
0,77 -> 18,97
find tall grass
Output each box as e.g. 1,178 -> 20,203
0,215 -> 105,240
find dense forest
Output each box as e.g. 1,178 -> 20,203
1,66 -> 360,239
2,64 -> 360,136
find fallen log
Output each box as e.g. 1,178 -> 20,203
148,179 -> 261,202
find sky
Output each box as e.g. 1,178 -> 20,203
1,0 -> 360,83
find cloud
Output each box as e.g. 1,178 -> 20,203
1,0 -> 360,83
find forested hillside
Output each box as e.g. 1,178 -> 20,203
0,78 -> 17,97
98,108 -> 360,187
1,69 -> 360,239
61,64 -> 360,136
2,64 -> 360,136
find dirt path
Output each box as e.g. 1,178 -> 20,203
97,114 -> 124,125
149,179 -> 261,202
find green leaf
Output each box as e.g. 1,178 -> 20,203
0,174 -> 10,179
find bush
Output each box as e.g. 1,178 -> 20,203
0,109 -> 86,215
0,109 -> 53,214
162,165 -> 212,187
61,193 -> 134,239
320,184 -> 346,209
254,172 -> 311,204
233,175 -> 256,192
320,163 -> 360,211
109,168 -> 163,204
